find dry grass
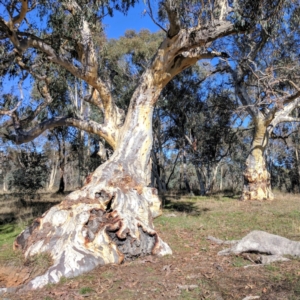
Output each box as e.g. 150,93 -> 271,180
1,191 -> 300,299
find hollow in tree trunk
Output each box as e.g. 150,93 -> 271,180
241,118 -> 274,201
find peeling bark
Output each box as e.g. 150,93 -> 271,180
241,117 -> 274,201
15,155 -> 171,289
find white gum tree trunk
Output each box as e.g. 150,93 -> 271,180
241,117 -> 274,201
14,70 -> 172,290
48,157 -> 58,191
240,99 -> 300,201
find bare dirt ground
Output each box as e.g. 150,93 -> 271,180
1,191 -> 300,300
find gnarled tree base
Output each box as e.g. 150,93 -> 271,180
13,165 -> 172,290
241,165 -> 274,201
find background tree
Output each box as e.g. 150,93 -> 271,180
222,11 -> 300,200
9,145 -> 49,194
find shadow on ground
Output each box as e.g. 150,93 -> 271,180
160,196 -> 208,216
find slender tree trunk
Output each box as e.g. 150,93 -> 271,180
2,173 -> 8,193
58,168 -> 65,193
294,145 -> 300,192
195,166 -> 206,196
48,157 -> 58,191
207,162 -> 220,193
292,125 -> 300,193
241,117 -> 274,201
220,165 -> 223,192
151,151 -> 166,193
165,151 -> 180,190
182,150 -> 191,193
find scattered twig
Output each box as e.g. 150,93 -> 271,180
242,296 -> 260,300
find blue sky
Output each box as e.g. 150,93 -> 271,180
103,2 -> 161,39
1,2 -> 161,96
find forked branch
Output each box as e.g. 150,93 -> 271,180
164,0 -> 181,38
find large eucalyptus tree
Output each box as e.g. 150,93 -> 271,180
0,0 -> 285,289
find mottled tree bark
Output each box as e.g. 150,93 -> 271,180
241,117 -> 274,201
14,96 -> 171,289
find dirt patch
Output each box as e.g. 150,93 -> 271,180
0,266 -> 31,287
3,244 -> 300,299
1,193 -> 300,299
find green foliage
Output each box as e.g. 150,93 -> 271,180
104,30 -> 164,110
9,150 -> 49,193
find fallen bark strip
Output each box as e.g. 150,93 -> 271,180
208,230 -> 300,264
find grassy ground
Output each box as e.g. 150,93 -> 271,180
1,191 -> 300,299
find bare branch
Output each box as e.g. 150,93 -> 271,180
164,0 -> 181,38
277,90 -> 300,104
146,0 -> 167,33
266,98 -> 300,126
0,100 -> 21,117
11,0 -> 28,26
273,116 -> 300,124
2,116 -> 117,147
270,130 -> 298,146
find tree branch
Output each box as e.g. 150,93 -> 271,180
0,100 -> 21,117
167,49 -> 230,83
224,62 -> 259,117
83,89 -> 104,112
164,0 -> 181,38
2,0 -> 121,131
146,0 -> 167,33
273,116 -> 300,124
2,116 -> 117,148
11,0 -> 28,26
17,31 -> 123,128
185,21 -> 235,49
